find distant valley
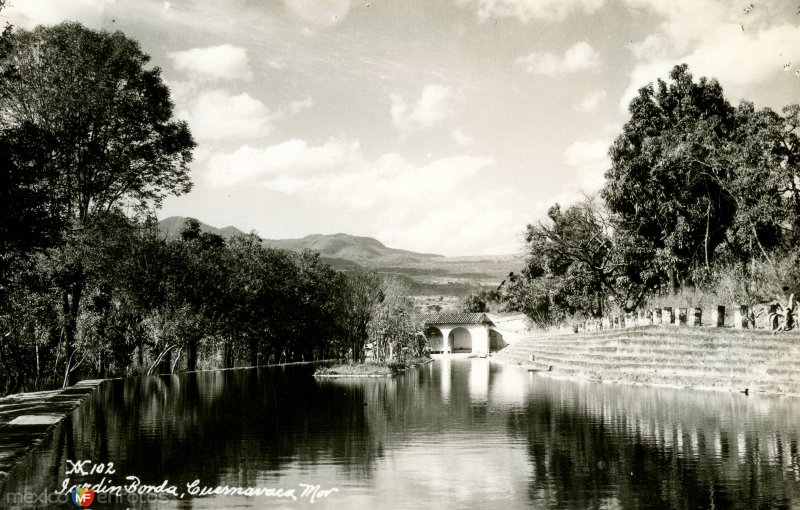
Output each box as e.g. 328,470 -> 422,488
158,216 -> 522,298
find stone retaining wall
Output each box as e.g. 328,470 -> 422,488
558,303 -> 793,334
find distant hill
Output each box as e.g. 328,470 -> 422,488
158,216 -> 246,241
262,233 -> 444,265
158,216 -> 444,265
157,216 -> 520,295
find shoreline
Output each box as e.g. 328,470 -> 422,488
499,358 -> 800,398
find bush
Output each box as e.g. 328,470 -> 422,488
642,255 -> 800,316
387,360 -> 406,373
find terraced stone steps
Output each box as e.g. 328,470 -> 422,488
494,325 -> 800,395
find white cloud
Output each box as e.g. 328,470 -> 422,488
683,24 -> 800,88
623,0 -> 726,42
378,205 -> 519,256
515,42 -> 601,76
288,97 -> 314,115
204,138 -> 512,254
531,130 -> 618,218
621,0 -> 800,111
206,139 -> 360,187
531,189 -> 586,217
169,45 -> 253,82
391,84 -> 454,133
455,0 -> 604,23
176,89 -> 274,141
629,33 -> 673,61
452,129 -> 475,146
563,137 -> 611,191
4,0 -> 114,28
206,139 -> 488,204
169,81 -> 313,142
268,58 -> 288,69
574,89 -> 607,112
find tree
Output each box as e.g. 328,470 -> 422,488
459,290 -> 499,313
341,268 -> 383,363
603,63 -> 800,301
526,200 -> 613,316
368,278 -> 421,363
684,102 -> 800,264
0,22 -> 195,384
508,199 -> 619,323
500,197 -> 660,325
161,219 -> 228,372
602,64 -> 737,291
0,8 -> 61,281
497,271 -> 554,325
289,251 -> 349,361
0,123 -> 63,281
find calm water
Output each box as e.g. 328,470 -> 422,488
3,359 -> 800,509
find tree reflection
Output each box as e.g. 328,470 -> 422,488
512,377 -> 800,509
4,364 -> 382,507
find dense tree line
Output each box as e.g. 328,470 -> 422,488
499,65 -> 800,326
0,22 -> 421,395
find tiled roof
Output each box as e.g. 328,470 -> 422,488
422,313 -> 490,325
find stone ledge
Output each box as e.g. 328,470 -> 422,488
0,380 -> 104,493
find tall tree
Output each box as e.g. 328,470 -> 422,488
0,5 -> 62,280
0,23 -> 195,384
368,278 -> 420,363
341,268 -> 383,363
602,64 -> 737,291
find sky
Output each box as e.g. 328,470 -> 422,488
4,0 -> 800,256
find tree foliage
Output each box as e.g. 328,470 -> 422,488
503,64 -> 800,324
0,22 -> 194,219
499,198 -> 657,325
0,22 -> 195,384
602,64 -> 738,289
368,279 -> 422,363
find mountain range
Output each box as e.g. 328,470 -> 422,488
158,216 -> 445,265
157,216 -> 521,297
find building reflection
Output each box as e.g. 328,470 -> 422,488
467,358 -> 488,404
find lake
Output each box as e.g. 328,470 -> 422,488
3,359 -> 800,509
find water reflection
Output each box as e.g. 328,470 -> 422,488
513,375 -> 800,509
2,360 -> 799,509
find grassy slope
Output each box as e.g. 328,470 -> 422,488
495,326 -> 800,395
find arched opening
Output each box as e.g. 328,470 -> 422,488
489,329 -> 507,352
425,326 -> 444,353
449,327 -> 472,352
